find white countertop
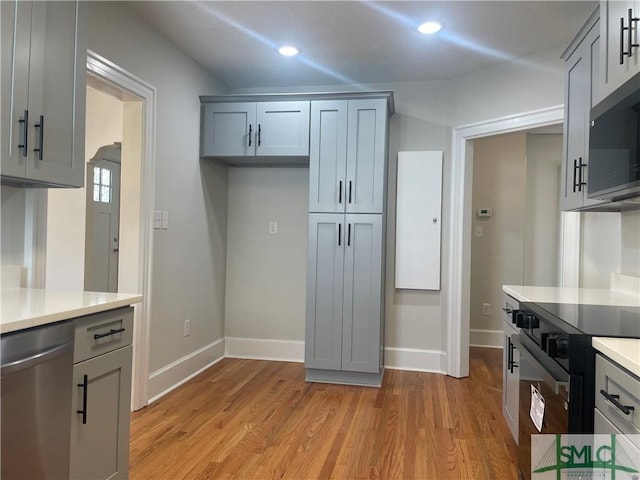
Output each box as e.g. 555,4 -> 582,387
503,285 -> 640,306
1,288 -> 143,334
592,337 -> 640,377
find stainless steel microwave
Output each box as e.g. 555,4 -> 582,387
588,73 -> 640,200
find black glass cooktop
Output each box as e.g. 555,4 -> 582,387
522,302 -> 640,338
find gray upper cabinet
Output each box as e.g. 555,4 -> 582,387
200,100 -> 310,160
309,98 -> 388,214
599,0 -> 640,101
305,213 -> 383,375
560,12 -> 606,211
1,0 -> 86,187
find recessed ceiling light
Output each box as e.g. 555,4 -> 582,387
418,21 -> 442,35
278,46 -> 299,57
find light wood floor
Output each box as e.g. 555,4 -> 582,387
130,347 -> 518,479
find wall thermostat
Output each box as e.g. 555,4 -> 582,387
477,208 -> 492,217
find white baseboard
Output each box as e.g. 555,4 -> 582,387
147,338 -> 225,404
469,329 -> 502,348
225,336 -> 304,362
384,347 -> 446,373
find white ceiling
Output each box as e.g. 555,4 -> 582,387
129,1 -> 597,90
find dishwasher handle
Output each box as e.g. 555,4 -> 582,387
1,341 -> 73,375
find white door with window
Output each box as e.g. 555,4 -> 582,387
85,145 -> 121,292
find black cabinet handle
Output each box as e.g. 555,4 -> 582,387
93,327 -> 125,340
258,124 -> 261,146
578,158 -> 587,191
338,223 -> 342,246
621,15 -> 627,65
348,181 -> 352,203
508,338 -> 518,374
502,307 -> 512,314
77,374 -> 88,425
17,110 -> 28,157
339,180 -> 343,204
600,389 -> 635,416
33,115 -> 44,160
347,223 -> 351,246
572,159 -> 579,193
248,124 -> 252,147
621,9 -> 640,64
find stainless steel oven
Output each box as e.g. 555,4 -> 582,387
512,334 -> 571,480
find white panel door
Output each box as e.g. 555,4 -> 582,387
395,151 -> 442,290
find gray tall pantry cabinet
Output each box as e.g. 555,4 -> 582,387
305,96 -> 391,387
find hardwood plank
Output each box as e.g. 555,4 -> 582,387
129,347 -> 518,479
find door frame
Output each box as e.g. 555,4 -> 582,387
446,105 -> 565,378
86,50 -> 156,409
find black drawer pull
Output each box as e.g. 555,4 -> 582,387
93,327 -> 125,340
600,389 -> 635,416
77,374 -> 88,424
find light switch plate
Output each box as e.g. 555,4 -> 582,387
269,221 -> 278,235
153,211 -> 162,229
161,211 -> 169,230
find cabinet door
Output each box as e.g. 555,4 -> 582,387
27,1 -> 85,187
502,330 -> 520,442
201,102 -> 256,157
70,346 -> 132,480
345,99 -> 387,214
342,214 -> 382,373
309,100 -> 348,213
255,101 -> 310,156
305,214 -> 345,370
1,0 -> 32,180
561,21 -> 604,211
601,0 -> 640,100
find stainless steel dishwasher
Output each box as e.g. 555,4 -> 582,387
1,320 -> 74,479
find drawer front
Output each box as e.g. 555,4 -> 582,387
594,408 -> 640,453
74,307 -> 133,363
595,354 -> 640,435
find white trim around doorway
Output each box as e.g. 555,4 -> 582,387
86,50 -> 157,410
446,105 -> 565,378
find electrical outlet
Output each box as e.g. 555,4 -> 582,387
482,303 -> 491,315
269,221 -> 278,235
184,319 -> 191,337
161,211 -> 169,229
475,226 -> 483,237
153,211 -> 162,229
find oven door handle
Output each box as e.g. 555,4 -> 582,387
511,335 -> 570,396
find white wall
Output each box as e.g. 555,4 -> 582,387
1,187 -> 26,269
581,212 -> 622,288
86,2 -> 229,376
621,210 -> 640,278
225,167 -> 308,341
470,132 -> 527,334
524,134 -> 563,286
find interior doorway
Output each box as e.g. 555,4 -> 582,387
84,143 -> 122,293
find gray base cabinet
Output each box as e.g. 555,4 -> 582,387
70,307 -> 133,480
305,214 -> 383,377
502,294 -> 520,443
1,0 -> 86,187
304,93 -> 391,387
